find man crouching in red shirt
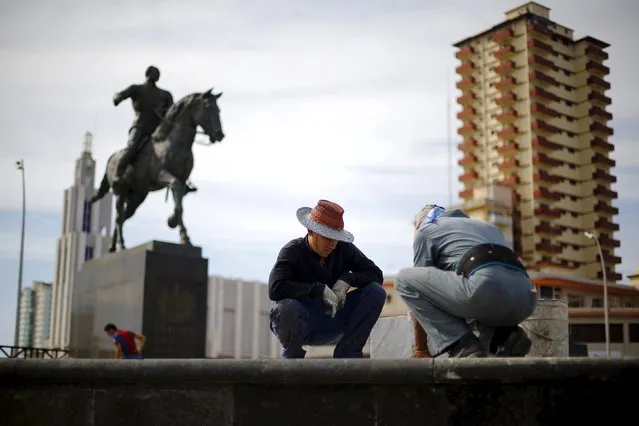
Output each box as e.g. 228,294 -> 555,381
104,323 -> 146,359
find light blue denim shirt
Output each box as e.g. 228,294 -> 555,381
413,209 -> 511,272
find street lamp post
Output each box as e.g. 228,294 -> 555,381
585,230 -> 609,357
14,159 -> 26,348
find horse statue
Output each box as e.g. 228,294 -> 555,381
90,88 -> 225,252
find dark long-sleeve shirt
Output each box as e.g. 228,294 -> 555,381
268,237 -> 384,301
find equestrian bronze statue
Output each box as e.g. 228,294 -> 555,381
90,87 -> 225,252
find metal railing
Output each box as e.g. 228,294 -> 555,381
0,345 -> 70,359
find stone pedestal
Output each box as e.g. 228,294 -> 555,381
370,299 -> 570,358
70,240 -> 208,359
370,315 -> 416,359
521,298 -> 569,357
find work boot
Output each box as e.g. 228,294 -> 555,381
492,326 -> 532,357
447,332 -> 488,358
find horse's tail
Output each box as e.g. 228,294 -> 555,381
90,171 -> 111,204
90,153 -> 117,204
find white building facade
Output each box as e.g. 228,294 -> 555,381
17,281 -> 53,348
207,276 -> 281,359
49,132 -> 113,349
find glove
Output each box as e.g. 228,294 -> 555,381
332,280 -> 350,308
322,285 -> 339,318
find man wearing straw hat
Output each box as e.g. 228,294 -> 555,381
268,199 -> 386,359
395,204 -> 537,358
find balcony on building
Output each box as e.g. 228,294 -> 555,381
595,218 -> 620,232
527,39 -> 554,55
593,185 -> 618,199
492,28 -> 514,44
531,102 -> 560,119
592,152 -> 615,167
501,175 -> 520,187
535,241 -> 562,254
457,92 -> 475,106
530,87 -> 560,102
458,153 -> 478,167
459,187 -> 474,199
534,186 -> 562,201
497,141 -> 518,156
456,61 -> 474,75
585,45 -> 609,61
533,170 -> 562,184
498,158 -> 519,172
532,136 -> 562,152
495,76 -> 516,91
497,126 -> 518,140
590,122 -> 614,137
527,22 -> 552,38
535,222 -> 562,237
598,235 -> 621,249
532,120 -> 561,135
534,205 -> 562,219
459,170 -> 479,183
594,201 -> 618,215
528,54 -> 554,70
457,138 -> 478,152
458,123 -> 477,137
587,76 -> 611,91
496,93 -> 517,107
592,169 -> 617,184
529,71 -> 557,87
599,252 -> 622,265
495,60 -> 515,76
589,108 -> 613,124
533,153 -> 562,169
456,106 -> 476,121
586,60 -> 610,77
494,45 -> 515,60
588,91 -> 612,106
496,109 -> 517,124
456,76 -> 475,91
598,269 -> 622,282
455,45 -> 474,60
591,137 -> 614,153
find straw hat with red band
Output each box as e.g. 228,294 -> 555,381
296,199 -> 354,243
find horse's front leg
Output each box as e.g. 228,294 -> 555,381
157,169 -> 186,230
110,195 -> 125,252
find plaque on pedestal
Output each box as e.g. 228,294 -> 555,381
70,241 -> 208,359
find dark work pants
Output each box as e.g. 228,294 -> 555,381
269,282 -> 386,358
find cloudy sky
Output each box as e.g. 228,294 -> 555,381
0,0 -> 637,346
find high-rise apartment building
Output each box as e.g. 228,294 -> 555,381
17,281 -> 53,348
49,132 -> 113,349
453,2 -> 620,282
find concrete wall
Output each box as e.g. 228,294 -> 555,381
1,358 -> 637,425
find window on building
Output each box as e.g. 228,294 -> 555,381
82,201 -> 92,233
570,324 -> 623,343
539,286 -> 555,299
84,246 -> 94,261
629,324 -> 639,343
567,294 -> 584,307
591,297 -> 603,308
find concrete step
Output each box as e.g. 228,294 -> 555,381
1,358 -> 637,425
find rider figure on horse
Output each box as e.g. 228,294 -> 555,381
112,65 -> 197,193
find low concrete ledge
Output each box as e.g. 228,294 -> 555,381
2,358 -> 638,425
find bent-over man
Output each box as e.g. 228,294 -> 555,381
268,199 -> 386,359
395,204 -> 537,358
104,323 -> 146,360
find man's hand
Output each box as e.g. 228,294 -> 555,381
113,94 -> 121,107
322,285 -> 339,318
332,280 -> 350,308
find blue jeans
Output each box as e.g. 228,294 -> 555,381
122,353 -> 143,360
395,265 -> 537,356
269,282 -> 386,358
